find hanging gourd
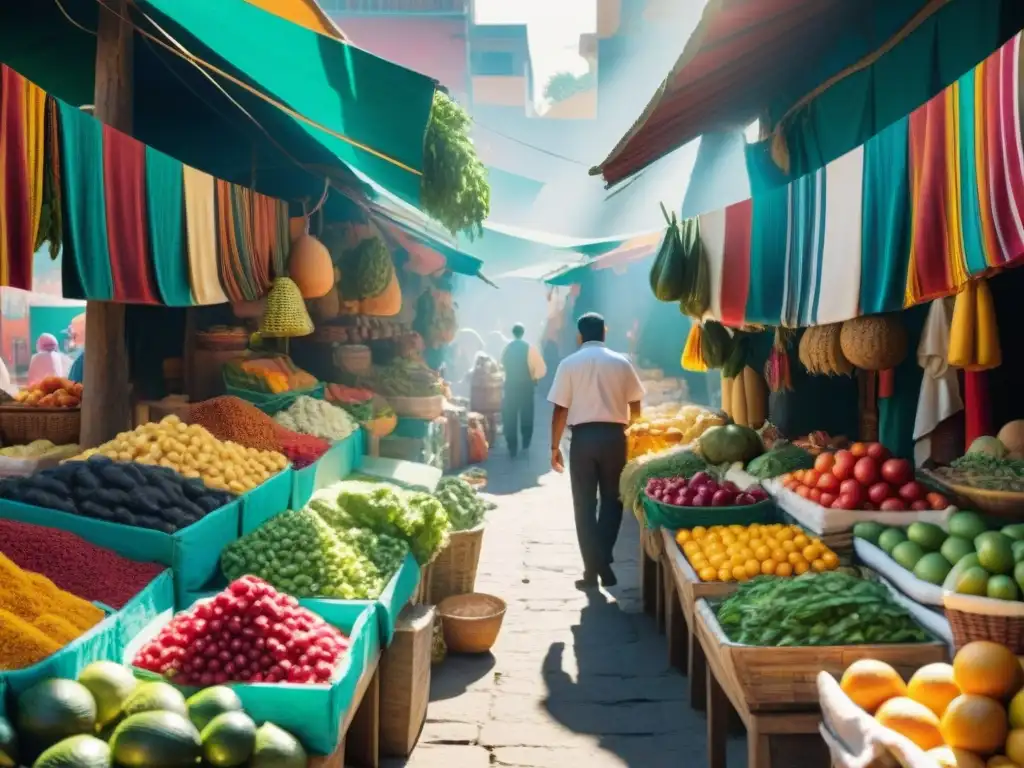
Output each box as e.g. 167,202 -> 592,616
798,323 -> 853,376
650,204 -> 685,302
677,216 -> 710,319
948,278 -> 1001,371
287,234 -> 334,299
839,314 -> 908,371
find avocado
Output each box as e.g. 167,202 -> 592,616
17,679 -> 97,754
186,687 -> 243,733
33,734 -> 111,768
250,723 -> 307,768
201,711 -> 256,768
121,682 -> 187,719
109,711 -> 201,768
77,661 -> 138,728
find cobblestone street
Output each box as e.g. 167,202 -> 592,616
390,412 -> 747,767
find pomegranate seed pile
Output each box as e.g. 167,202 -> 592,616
133,576 -> 350,686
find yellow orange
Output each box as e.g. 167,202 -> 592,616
908,663 -> 962,718
926,747 -> 986,768
1007,731 -> 1024,766
761,559 -> 777,576
941,695 -> 1009,756
699,567 -> 717,582
731,565 -> 748,581
840,659 -> 907,713
794,561 -> 810,575
775,562 -> 793,577
875,697 -> 944,751
744,559 -> 761,578
823,551 -> 840,569
717,567 -> 732,582
811,558 -> 827,572
954,642 -> 1024,701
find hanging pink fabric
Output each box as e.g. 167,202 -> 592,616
963,370 -> 993,444
102,125 -> 158,303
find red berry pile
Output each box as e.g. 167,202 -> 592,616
276,431 -> 329,469
133,576 -> 349,686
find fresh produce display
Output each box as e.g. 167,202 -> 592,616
787,430 -> 850,456
368,358 -> 444,398
838,641 -> 1024,762
10,662 -> 308,766
778,443 -> 951,511
745,442 -> 816,479
76,415 -> 288,494
274,396 -> 357,442
676,523 -> 841,582
220,508 -> 399,599
325,383 -> 375,422
333,480 -> 450,564
625,404 -> 726,459
13,376 -> 82,408
415,288 -> 458,349
934,438 -> 1024,492
0,456 -> 235,533
646,471 -> 769,508
434,476 -> 490,531
619,446 -> 708,512
0,518 -> 164,608
134,576 -> 351,686
0,553 -> 104,669
697,423 -> 764,465
715,571 -> 930,645
0,440 -> 80,459
222,355 -> 317,395
275,431 -> 330,470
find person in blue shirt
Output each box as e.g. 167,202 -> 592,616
68,350 -> 84,384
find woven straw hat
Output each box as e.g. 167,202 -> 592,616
259,277 -> 314,338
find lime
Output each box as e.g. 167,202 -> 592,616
1014,540 -> 1024,564
1015,561 -> 1024,595
955,565 -> 991,596
853,521 -> 887,546
988,575 -> 1020,601
1004,524 -> 1024,541
907,522 -> 946,552
892,541 -> 926,571
940,535 -> 975,566
879,528 -> 908,555
1009,689 -> 1024,729
976,531 -> 1016,575
948,511 -> 988,541
913,553 -> 953,585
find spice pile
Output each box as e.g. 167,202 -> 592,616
274,396 -> 357,442
134,576 -> 350,686
77,415 -> 288,493
0,456 -> 236,533
0,519 -> 164,608
0,553 -> 105,670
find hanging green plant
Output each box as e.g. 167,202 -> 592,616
421,91 -> 490,239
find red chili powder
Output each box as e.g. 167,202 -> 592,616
0,519 -> 165,608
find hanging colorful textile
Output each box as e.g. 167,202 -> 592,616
0,66 -> 39,290
183,165 -> 229,305
145,146 -> 192,306
34,95 -> 61,257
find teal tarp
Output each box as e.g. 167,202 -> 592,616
290,429 -> 365,511
240,465 -> 295,534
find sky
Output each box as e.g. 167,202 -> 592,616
474,0 -> 596,107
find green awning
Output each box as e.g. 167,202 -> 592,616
0,0 -> 435,207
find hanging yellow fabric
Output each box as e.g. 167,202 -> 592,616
23,79 -> 45,253
681,324 -> 707,372
948,278 -> 1001,370
183,165 -> 229,305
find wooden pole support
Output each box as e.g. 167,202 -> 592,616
82,0 -> 133,446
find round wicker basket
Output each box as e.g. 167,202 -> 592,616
437,593 -> 507,654
798,324 -> 853,376
839,314 -> 908,371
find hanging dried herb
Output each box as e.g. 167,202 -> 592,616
421,91 -> 490,240
764,327 -> 795,392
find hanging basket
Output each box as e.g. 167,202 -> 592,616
259,277 -> 314,338
798,323 -> 852,376
839,314 -> 908,371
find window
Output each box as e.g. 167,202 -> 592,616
471,50 -> 516,77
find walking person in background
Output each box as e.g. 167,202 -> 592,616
500,323 -> 546,458
547,313 -> 645,589
27,333 -> 71,387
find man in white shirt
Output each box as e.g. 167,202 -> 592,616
547,313 -> 645,589
500,323 -> 547,458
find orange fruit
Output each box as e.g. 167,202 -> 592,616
823,551 -> 840,568
926,747 -> 986,768
761,559 -> 777,576
717,567 -> 732,582
954,642 -> 1024,701
771,548 -> 787,563
1006,730 -> 1024,765
940,695 -> 1009,755
875,696 -> 944,751
908,663 -> 962,717
744,559 -> 761,578
775,562 -> 793,577
794,561 -> 810,575
840,659 -> 907,713
698,566 -> 717,582
731,565 -> 748,581
811,559 -> 827,572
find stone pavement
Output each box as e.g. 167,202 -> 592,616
388,431 -> 749,767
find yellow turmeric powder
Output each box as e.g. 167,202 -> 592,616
33,614 -> 85,645
23,573 -> 103,631
0,609 -> 62,670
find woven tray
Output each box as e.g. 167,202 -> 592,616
0,406 -> 81,445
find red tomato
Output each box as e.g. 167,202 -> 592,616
880,458 -> 913,487
868,482 -> 894,505
780,472 -> 792,484
803,470 -> 821,488
926,492 -> 950,510
809,488 -> 823,503
910,500 -> 929,511
817,473 -> 840,492
819,492 -> 837,508
866,442 -> 891,461
832,450 -> 856,481
814,453 -> 836,474
850,442 -> 868,458
839,481 -> 865,507
793,470 -> 806,484
853,457 -> 880,486
796,486 -> 811,499
834,493 -> 858,510
880,497 -> 907,512
898,481 -> 926,503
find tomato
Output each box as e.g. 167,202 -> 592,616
880,458 -> 913,486
910,499 -> 929,511
839,480 -> 865,506
803,470 -> 821,488
817,473 -> 840,492
926,492 -> 950,510
853,457 -> 880,486
898,481 -> 926,503
814,452 -> 836,474
850,442 -> 868,458
868,482 -> 894,505
834,493 -> 858,510
832,450 -> 856,481
880,497 -> 907,511
866,442 -> 890,461
796,485 -> 811,499
809,488 -> 823,503
819,492 -> 837,508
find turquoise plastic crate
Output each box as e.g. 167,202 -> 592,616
240,467 -> 294,534
225,382 -> 325,415
124,587 -> 376,756
290,429 -> 365,510
0,499 -> 241,605
642,493 -> 777,529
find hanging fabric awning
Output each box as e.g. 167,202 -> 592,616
698,31 -> 1024,329
544,232 -> 663,286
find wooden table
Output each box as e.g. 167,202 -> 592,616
309,649 -> 382,768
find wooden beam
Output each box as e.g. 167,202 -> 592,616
81,0 -> 133,446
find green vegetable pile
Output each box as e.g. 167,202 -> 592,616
715,572 -> 932,647
370,358 -> 444,398
745,442 -> 815,479
421,91 -> 490,239
937,453 -> 1024,492
434,477 -> 490,531
619,447 -> 707,512
338,234 -> 394,300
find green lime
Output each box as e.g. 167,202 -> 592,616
854,522 -> 887,546
1013,540 -> 1024,563
879,528 -> 907,555
976,531 -> 1016,575
1003,524 -> 1024,541
892,541 -> 925,571
1014,561 -> 1024,595
955,566 -> 991,596
988,575 -> 1020,601
940,535 -> 975,566
913,553 -> 953,585
907,522 -> 946,552
948,511 -> 988,541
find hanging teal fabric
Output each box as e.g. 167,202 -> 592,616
878,304 -> 929,460
744,185 -> 790,324
955,71 -> 992,277
859,115 -> 911,316
57,100 -> 113,300
145,146 -> 193,306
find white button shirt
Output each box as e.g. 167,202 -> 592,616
547,342 -> 645,426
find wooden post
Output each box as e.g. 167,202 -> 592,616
81,0 -> 133,446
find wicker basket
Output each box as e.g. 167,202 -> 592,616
944,592 -> 1024,652
437,593 -> 506,654
0,407 -> 81,445
389,395 -> 444,420
840,314 -> 908,371
430,525 -> 485,604
934,479 -> 1024,520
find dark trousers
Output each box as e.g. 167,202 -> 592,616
568,422 -> 627,575
502,384 -> 534,455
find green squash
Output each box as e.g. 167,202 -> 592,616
698,424 -> 764,465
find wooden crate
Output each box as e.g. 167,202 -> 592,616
694,600 -> 947,712
410,562 -> 435,606
661,529 -> 736,630
309,649 -> 382,768
380,605 -> 434,758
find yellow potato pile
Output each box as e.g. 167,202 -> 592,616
627,405 -> 726,460
75,415 -> 287,493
